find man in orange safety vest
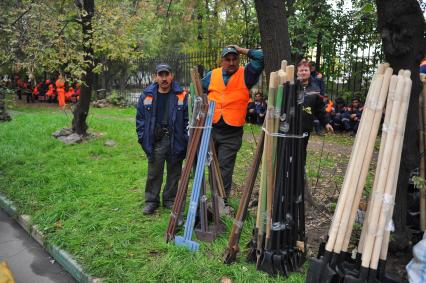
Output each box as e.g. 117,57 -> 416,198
202,45 -> 264,200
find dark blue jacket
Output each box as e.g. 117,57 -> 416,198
136,81 -> 189,161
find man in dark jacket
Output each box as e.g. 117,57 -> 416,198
297,59 -> 333,165
136,64 -> 189,215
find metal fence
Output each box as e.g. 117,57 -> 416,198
124,40 -> 383,105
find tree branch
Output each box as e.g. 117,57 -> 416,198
10,0 -> 35,27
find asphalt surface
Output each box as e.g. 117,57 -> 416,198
0,209 -> 76,283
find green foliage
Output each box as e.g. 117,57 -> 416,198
412,176 -> 425,190
105,90 -> 127,107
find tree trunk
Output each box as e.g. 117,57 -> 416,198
376,0 -> 426,251
315,32 -> 322,70
72,0 -> 95,136
254,0 -> 291,77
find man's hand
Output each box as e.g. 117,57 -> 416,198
227,45 -> 249,55
325,123 -> 334,134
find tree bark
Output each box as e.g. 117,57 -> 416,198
72,0 -> 95,136
254,0 -> 291,77
315,32 -> 322,70
376,0 -> 426,250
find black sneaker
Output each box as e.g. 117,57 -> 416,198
143,203 -> 159,215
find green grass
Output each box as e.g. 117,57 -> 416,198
0,104 -> 308,282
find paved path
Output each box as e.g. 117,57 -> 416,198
0,209 -> 75,283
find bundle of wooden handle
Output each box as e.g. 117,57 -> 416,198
307,64 -> 412,283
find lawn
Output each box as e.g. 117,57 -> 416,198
0,104 -> 314,283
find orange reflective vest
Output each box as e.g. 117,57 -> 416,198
326,100 -> 334,113
176,91 -> 187,104
208,67 -> 249,127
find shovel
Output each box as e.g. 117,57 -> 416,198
258,71 -> 280,273
223,130 -> 264,264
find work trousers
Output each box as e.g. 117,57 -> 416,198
145,136 -> 183,206
211,123 -> 243,198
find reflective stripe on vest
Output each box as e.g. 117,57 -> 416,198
207,67 -> 249,126
176,91 -> 187,105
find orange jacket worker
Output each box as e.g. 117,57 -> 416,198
55,77 -> 65,107
202,45 -> 264,199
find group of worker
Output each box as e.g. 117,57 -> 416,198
14,75 -> 80,106
136,45 -> 333,215
247,90 -> 363,138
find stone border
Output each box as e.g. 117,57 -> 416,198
0,194 -> 102,283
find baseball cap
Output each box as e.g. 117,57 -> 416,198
221,47 -> 238,58
155,63 -> 172,74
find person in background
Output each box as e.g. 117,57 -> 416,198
253,92 -> 267,125
297,59 -> 334,165
55,75 -> 66,107
246,97 -> 256,124
309,61 -> 325,97
73,83 -> 81,102
136,64 -> 188,215
343,97 -> 363,135
23,80 -> 33,103
330,97 -> 347,132
33,82 -> 43,101
201,45 -> 264,200
15,76 -> 23,100
65,84 -> 75,103
46,80 -> 56,103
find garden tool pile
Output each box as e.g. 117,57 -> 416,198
165,68 -> 225,251
306,64 -> 412,283
226,61 -> 307,277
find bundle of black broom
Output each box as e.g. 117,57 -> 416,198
246,63 -> 306,277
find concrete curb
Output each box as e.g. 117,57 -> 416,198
0,194 -> 102,283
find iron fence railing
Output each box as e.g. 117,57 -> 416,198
122,39 -> 383,106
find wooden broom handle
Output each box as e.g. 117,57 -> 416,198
361,74 -> 407,268
333,72 -> 386,253
324,64 -> 384,252
357,74 -> 398,253
341,67 -> 393,251
369,73 -> 411,269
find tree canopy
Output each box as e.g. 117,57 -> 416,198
0,0 -> 386,81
